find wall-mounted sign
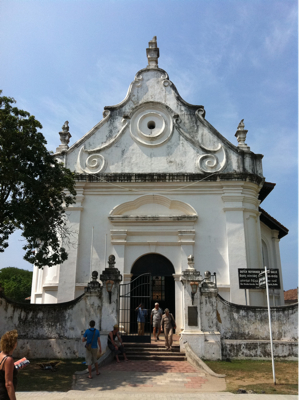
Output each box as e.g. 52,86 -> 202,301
259,275 -> 266,288
188,306 -> 198,326
238,269 -> 280,289
258,269 -> 281,289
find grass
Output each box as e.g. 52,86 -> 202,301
205,359 -> 298,395
16,358 -> 86,392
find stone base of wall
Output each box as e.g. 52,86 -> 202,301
180,331 -> 221,360
222,340 -> 298,360
14,336 -> 109,359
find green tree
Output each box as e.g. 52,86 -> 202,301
0,92 -> 76,268
0,267 -> 33,303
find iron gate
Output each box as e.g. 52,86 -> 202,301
118,273 -> 151,343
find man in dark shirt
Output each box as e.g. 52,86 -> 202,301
135,303 -> 148,335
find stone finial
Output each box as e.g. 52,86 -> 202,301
187,255 -> 195,270
100,255 -> 122,283
85,270 -> 101,293
203,270 -> 217,288
235,119 -> 250,152
92,271 -> 99,281
56,121 -> 72,153
182,255 -> 203,282
146,36 -> 159,68
204,271 -> 211,280
237,119 -> 245,130
108,254 -> 116,268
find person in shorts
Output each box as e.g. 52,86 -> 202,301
82,320 -> 102,379
150,302 -> 162,341
107,325 -> 129,362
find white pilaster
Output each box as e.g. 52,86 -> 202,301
271,229 -> 284,305
222,192 -> 248,304
173,274 -> 183,331
111,230 -> 127,277
245,210 -> 263,270
57,184 -> 85,303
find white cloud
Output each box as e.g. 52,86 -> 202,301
264,6 -> 297,56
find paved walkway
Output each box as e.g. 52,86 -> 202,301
74,359 -> 224,392
16,358 -> 297,400
15,336 -> 297,399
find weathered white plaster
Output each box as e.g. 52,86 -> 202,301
222,340 -> 298,360
2,265 -> 297,360
33,38 -> 287,318
32,180 -> 284,310
217,296 -> 297,341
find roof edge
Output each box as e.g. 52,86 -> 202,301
259,206 -> 289,239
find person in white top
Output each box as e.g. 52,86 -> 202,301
150,302 -> 163,341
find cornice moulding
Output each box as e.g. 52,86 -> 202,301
111,229 -> 195,236
221,195 -> 246,203
173,274 -> 182,281
108,215 -> 198,223
42,284 -> 59,291
75,173 -> 264,185
65,206 -> 84,211
122,241 -> 195,246
222,207 -> 260,215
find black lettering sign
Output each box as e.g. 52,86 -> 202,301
238,269 -> 280,289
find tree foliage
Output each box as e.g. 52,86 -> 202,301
0,267 -> 33,303
0,92 -> 76,268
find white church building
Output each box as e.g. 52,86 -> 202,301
31,37 -> 288,324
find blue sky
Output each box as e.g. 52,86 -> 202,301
0,0 -> 297,290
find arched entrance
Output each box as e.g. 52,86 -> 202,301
131,253 -> 176,322
118,253 -> 176,342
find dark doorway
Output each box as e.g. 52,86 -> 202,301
131,253 -> 176,328
119,273 -> 151,343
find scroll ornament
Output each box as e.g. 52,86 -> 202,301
196,144 -> 226,173
76,118 -> 129,174
174,113 -> 227,173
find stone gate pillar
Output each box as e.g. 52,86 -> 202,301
179,256 -> 221,360
84,271 -> 103,331
200,272 -> 221,359
100,255 -> 122,334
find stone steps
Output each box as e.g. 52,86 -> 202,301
124,343 -> 186,361
124,343 -> 180,349
126,354 -> 187,361
126,348 -> 181,354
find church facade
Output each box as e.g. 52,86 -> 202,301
31,38 -> 288,329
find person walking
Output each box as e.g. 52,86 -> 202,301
161,308 -> 176,350
135,303 -> 148,336
150,302 -> 162,341
82,320 -> 102,379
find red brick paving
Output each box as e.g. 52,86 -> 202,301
184,376 -> 208,389
101,360 -> 198,373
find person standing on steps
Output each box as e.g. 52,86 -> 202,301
135,303 -> 148,336
82,320 -> 102,379
107,325 -> 129,362
161,308 -> 176,350
150,302 -> 163,341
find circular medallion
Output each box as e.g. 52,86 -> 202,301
130,104 -> 173,147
